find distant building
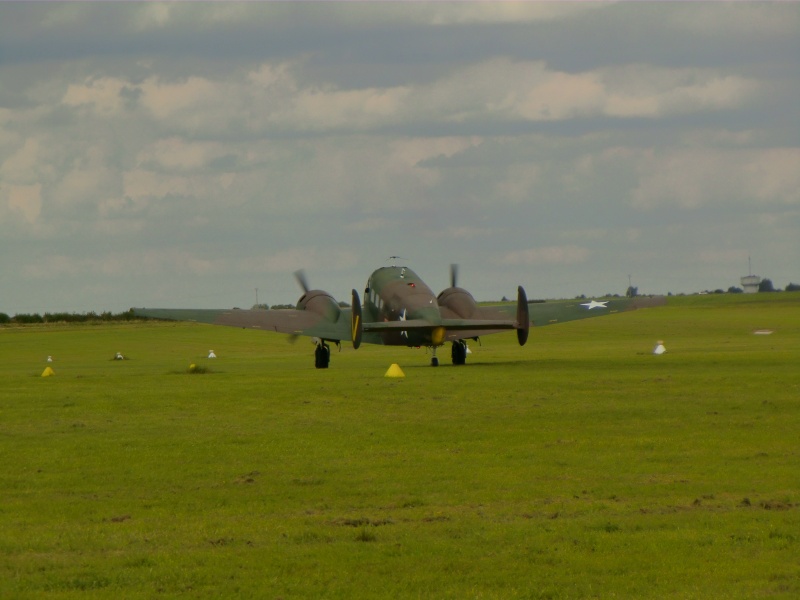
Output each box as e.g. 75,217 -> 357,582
741,274 -> 761,294
741,256 -> 761,293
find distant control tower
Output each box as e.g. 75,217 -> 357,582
740,256 -> 761,293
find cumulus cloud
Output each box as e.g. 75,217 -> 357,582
140,137 -> 232,172
467,60 -> 760,122
133,3 -> 174,30
57,57 -> 760,144
600,65 -> 759,117
62,77 -> 130,117
631,148 -> 800,209
139,75 -> 223,121
120,2 -> 602,31
1,137 -> 42,185
427,2 -> 602,26
667,3 -> 800,36
6,183 -> 42,224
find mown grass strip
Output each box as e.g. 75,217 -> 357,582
1,294 -> 798,598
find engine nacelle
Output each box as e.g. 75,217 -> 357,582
296,290 -> 342,323
437,287 -> 479,319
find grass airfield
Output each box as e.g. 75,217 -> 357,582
1,293 -> 798,599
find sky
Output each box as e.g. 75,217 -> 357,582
1,2 -> 798,314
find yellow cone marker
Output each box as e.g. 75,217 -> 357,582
42,366 -> 55,377
384,363 -> 405,378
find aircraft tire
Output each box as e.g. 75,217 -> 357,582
451,341 -> 467,365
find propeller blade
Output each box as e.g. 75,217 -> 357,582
293,269 -> 310,294
450,263 -> 459,288
351,289 -> 362,350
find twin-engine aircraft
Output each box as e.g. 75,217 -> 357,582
133,264 -> 664,368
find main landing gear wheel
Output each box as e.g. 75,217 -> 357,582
451,340 -> 468,365
314,341 -> 330,369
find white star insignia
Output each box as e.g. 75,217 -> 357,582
399,309 -> 408,338
580,300 -> 609,310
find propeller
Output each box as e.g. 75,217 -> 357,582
450,263 -> 459,288
294,269 -> 310,294
287,270 -> 310,344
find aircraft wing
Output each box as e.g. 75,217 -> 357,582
131,307 -> 353,341
477,295 -> 665,328
525,295 -> 665,326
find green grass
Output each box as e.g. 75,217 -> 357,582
1,293 -> 798,598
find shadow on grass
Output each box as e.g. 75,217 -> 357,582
401,359 -> 547,370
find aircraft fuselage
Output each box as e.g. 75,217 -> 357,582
363,266 -> 443,346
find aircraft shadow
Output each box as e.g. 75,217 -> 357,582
401,359 -> 534,370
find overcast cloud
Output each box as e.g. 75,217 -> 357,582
1,2 -> 798,313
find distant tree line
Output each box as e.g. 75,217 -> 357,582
574,293 -> 626,300
692,279 -> 799,295
576,279 -> 800,299
755,279 -> 799,293
0,309 -> 142,325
